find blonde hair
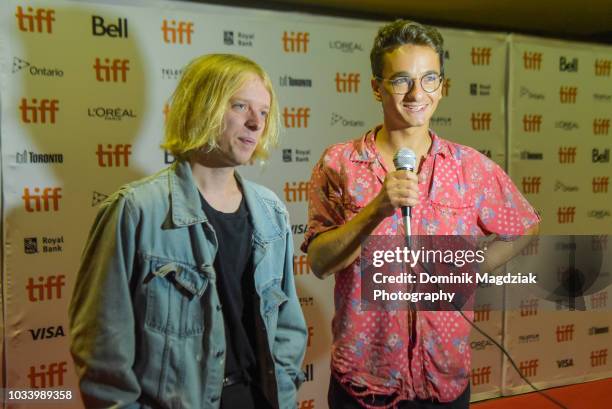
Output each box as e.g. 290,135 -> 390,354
162,54 -> 280,161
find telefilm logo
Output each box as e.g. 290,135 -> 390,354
520,151 -> 543,160
94,58 -> 129,82
12,57 -> 63,77
593,177 -> 609,193
22,187 -> 62,212
523,51 -> 542,70
431,116 -> 452,127
519,86 -> 544,100
20,98 -> 59,124
162,67 -> 183,80
556,324 -> 574,342
223,30 -> 254,47
593,118 -> 610,135
16,150 -> 63,165
162,20 -> 193,44
88,107 -> 136,121
558,147 -> 577,164
559,86 -> 577,103
24,236 -> 64,254
595,59 -> 611,76
469,83 -> 491,96
554,181 -> 578,192
16,6 -> 55,33
283,107 -> 310,128
329,40 -> 363,53
559,56 -> 578,72
522,177 -> 541,194
26,275 -> 66,302
29,325 -> 65,341
299,296 -> 314,307
282,149 -> 311,163
28,362 -> 67,388
471,367 -> 491,386
470,112 -> 491,131
471,47 -> 491,65
331,113 -> 365,127
97,144 -> 132,167
335,73 -> 360,93
592,148 -> 610,163
92,15 -> 128,38
279,75 -> 312,88
519,359 -> 539,377
284,181 -> 309,202
518,333 -> 540,343
282,31 -> 309,53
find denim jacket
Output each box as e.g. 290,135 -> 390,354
69,160 -> 307,409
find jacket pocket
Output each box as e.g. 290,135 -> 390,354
143,256 -> 208,337
260,282 -> 289,336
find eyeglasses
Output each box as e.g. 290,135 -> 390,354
376,72 -> 443,94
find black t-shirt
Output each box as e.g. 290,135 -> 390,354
200,194 -> 256,377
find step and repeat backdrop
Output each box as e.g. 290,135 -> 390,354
0,0 -> 610,408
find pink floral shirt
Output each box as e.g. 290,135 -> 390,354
301,127 -> 540,406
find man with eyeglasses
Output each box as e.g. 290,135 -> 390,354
301,20 -> 540,408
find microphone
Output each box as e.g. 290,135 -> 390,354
393,148 -> 417,240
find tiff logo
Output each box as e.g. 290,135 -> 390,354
522,177 -> 541,194
93,58 -> 129,82
441,78 -> 450,96
307,326 -> 314,347
283,107 -> 310,128
556,324 -> 574,342
590,349 -> 608,367
282,31 -> 309,53
523,51 -> 542,70
523,114 -> 542,132
557,206 -> 576,224
284,181 -> 309,202
520,299 -> 538,316
335,73 -> 360,93
592,236 -> 608,251
96,144 -> 132,167
591,291 -> 608,309
20,98 -> 59,124
593,177 -> 609,193
293,255 -> 311,275
470,112 -> 491,131
26,275 -> 66,302
471,47 -> 491,65
558,147 -> 577,164
559,86 -> 577,103
521,237 -> 539,256
22,187 -> 62,212
15,6 -> 55,33
298,400 -> 315,409
28,361 -> 67,388
594,59 -> 611,77
474,304 -> 491,322
519,359 -> 539,377
162,20 -> 193,44
593,118 -> 610,135
471,366 -> 491,386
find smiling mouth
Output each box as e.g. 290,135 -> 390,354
238,136 -> 257,145
403,104 -> 427,113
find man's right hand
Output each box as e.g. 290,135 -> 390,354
371,169 -> 420,219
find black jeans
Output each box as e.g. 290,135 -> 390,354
328,376 -> 470,409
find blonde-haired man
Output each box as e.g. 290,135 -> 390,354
70,54 -> 307,409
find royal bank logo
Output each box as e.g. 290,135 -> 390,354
223,30 -> 254,47
519,86 -> 544,100
469,83 -> 491,96
87,107 -> 136,121
279,75 -> 312,87
24,236 -> 64,254
282,148 -> 310,163
12,57 -> 64,77
330,112 -> 364,127
430,116 -> 452,127
16,150 -> 64,164
329,40 -> 363,53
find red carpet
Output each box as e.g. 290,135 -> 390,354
472,378 -> 612,409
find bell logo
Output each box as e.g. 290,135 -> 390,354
26,275 -> 66,302
96,144 -> 132,167
19,98 -> 59,124
471,47 -> 491,65
303,363 -> 314,382
590,349 -> 608,367
307,326 -> 314,347
557,206 -> 576,224
470,112 -> 491,130
15,6 -> 55,33
592,177 -> 609,193
523,114 -> 542,132
92,15 -> 128,38
591,291 -> 608,309
283,107 -> 310,128
284,181 -> 309,202
298,400 -> 315,409
593,118 -> 610,135
471,366 -> 491,386
521,177 -> 541,194
559,57 -> 579,72
520,299 -> 538,316
22,187 -> 62,212
519,359 -> 539,377
559,86 -> 577,103
594,59 -> 611,77
523,51 -> 542,70
293,255 -> 310,275
556,324 -> 574,342
282,31 -> 309,53
335,73 -> 360,93
28,361 -> 67,387
162,20 -> 193,44
474,304 -> 491,322
558,147 -> 577,164
441,78 -> 450,96
93,58 -> 129,82
521,237 -> 539,256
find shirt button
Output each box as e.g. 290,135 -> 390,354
216,350 -> 224,358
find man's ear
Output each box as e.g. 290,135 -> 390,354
371,77 -> 382,101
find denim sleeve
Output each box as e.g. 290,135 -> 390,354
69,192 -> 143,408
273,215 -> 308,405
